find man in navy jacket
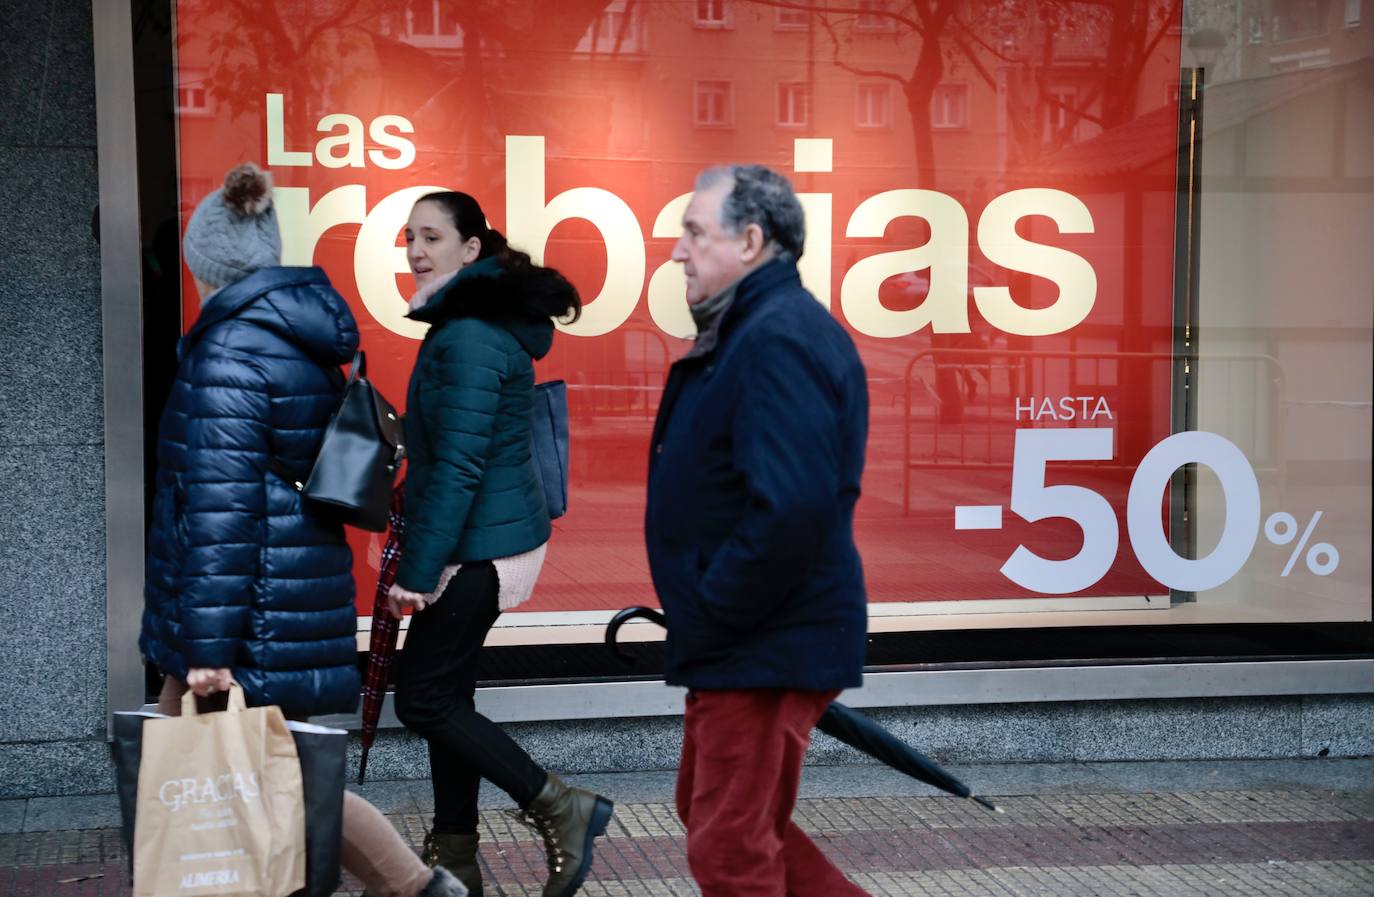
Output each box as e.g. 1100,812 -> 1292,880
645,165 -> 871,896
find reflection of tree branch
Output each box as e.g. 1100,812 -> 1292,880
818,15 -> 907,84
300,0 -> 363,59
946,32 -> 998,88
1124,0 -> 1183,89
948,17 -> 1016,68
747,0 -> 927,38
613,0 -> 637,55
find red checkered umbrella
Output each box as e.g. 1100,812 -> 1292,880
357,483 -> 406,785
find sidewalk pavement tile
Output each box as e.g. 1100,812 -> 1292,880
21,794 -> 121,833
4,761 -> 1374,897
0,801 -> 23,835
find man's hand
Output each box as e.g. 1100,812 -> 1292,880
386,584 -> 431,620
186,667 -> 233,697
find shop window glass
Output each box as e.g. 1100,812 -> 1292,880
1184,0 -> 1372,629
777,7 -> 809,30
145,0 -> 1370,686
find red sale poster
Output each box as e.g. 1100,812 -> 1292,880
172,0 -> 1184,627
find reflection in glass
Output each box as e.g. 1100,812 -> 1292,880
162,0 -> 1370,636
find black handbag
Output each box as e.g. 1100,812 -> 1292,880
271,350 -> 404,532
531,380 -> 570,519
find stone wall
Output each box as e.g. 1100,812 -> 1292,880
0,0 -> 113,797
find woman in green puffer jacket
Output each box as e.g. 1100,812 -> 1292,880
385,192 -> 614,897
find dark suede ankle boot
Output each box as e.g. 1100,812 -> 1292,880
512,773 -> 614,897
421,831 -> 482,896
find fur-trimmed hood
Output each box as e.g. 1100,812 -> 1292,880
406,256 -> 569,360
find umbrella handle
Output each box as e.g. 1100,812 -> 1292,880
605,606 -> 667,663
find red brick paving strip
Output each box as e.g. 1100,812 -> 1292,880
3,790 -> 1372,896
475,820 -> 1374,884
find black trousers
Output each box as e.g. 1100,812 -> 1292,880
393,560 -> 548,834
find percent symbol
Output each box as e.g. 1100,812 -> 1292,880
1263,511 -> 1340,577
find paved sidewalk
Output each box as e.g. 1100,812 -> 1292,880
2,759 -> 1371,896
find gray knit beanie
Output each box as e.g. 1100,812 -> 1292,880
183,163 -> 281,291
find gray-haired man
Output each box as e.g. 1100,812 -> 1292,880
645,165 -> 871,894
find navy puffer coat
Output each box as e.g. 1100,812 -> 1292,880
645,258 -> 870,692
141,266 -> 361,717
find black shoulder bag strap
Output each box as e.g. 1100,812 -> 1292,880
267,351 -> 362,491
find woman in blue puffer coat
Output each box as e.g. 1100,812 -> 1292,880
140,163 -> 463,897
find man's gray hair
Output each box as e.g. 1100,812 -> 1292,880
695,165 -> 805,259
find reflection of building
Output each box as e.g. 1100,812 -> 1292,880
532,0 -> 1184,204
1239,0 -> 1369,74
174,1 -> 1185,214
1184,0 -> 1371,79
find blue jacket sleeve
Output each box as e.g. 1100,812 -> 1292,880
697,329 -> 843,630
395,324 -> 506,593
178,354 -> 271,669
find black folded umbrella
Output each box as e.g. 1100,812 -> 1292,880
606,606 -> 1002,813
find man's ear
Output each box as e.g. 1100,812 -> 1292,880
739,222 -> 767,263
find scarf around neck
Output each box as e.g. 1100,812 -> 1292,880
685,280 -> 739,359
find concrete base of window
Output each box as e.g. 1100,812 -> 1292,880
8,693 -> 1369,800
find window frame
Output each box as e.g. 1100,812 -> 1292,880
855,0 -> 897,33
694,0 -> 733,29
175,69 -> 212,117
1270,0 -> 1332,43
693,79 -> 735,128
931,81 -> 971,131
855,81 -> 894,130
775,6 -> 810,30
776,81 -> 811,128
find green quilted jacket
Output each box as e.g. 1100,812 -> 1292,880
395,257 -> 559,593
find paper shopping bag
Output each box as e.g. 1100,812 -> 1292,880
130,684 -> 306,897
114,711 -> 346,897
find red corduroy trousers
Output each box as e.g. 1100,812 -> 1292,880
676,688 -> 872,897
